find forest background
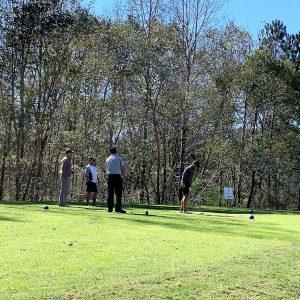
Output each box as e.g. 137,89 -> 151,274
0,0 -> 299,209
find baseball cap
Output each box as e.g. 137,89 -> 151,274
65,148 -> 74,154
193,160 -> 200,168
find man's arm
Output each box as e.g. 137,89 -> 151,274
84,166 -> 90,182
103,160 -> 108,179
181,167 -> 190,187
121,165 -> 126,178
61,159 -> 67,177
120,158 -> 125,178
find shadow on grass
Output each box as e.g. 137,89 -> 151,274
1,201 -> 299,215
0,202 -> 299,243
0,203 -> 107,223
124,204 -> 300,215
0,215 -> 24,222
110,215 -> 300,243
197,206 -> 300,215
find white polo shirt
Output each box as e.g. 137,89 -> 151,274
105,154 -> 124,175
89,165 -> 98,183
85,164 -> 98,183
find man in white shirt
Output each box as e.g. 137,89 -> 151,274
84,157 -> 98,206
105,148 -> 126,213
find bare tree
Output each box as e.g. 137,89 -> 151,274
170,0 -> 223,188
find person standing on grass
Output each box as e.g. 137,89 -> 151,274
105,147 -> 126,213
59,148 -> 74,207
179,160 -> 200,214
84,157 -> 98,206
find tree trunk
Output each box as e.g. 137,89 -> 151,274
219,170 -> 223,206
298,183 -> 300,211
161,133 -> 167,204
34,133 -> 48,201
139,126 -> 148,203
0,152 -> 7,201
15,52 -> 26,201
152,103 -> 161,204
237,96 -> 248,205
247,171 -> 256,208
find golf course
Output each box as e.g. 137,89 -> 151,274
0,203 -> 299,299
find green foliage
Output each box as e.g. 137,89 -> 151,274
0,0 -> 299,209
203,186 -> 223,206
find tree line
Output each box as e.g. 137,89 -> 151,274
0,0 -> 299,209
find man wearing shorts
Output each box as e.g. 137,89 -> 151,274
84,158 -> 98,206
180,160 -> 200,214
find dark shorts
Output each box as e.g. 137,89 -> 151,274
182,184 -> 191,195
179,183 -> 191,200
86,182 -> 97,193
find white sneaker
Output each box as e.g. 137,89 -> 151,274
183,209 -> 192,214
180,209 -> 184,213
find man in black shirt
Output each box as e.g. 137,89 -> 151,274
179,160 -> 200,214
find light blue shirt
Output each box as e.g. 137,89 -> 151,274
105,154 -> 125,175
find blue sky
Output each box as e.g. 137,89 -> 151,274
83,0 -> 300,37
224,0 -> 299,37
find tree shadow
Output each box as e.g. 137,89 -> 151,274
1,201 -> 299,215
0,215 -> 24,222
197,206 -> 300,215
110,213 -> 300,243
0,203 -> 299,243
0,203 -> 106,222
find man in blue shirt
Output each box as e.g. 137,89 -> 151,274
105,148 -> 126,213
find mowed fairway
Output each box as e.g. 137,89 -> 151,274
0,203 -> 299,300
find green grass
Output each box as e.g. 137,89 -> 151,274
0,203 -> 299,300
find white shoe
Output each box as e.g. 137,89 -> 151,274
183,209 -> 192,214
180,209 -> 184,213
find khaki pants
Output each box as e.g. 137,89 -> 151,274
59,176 -> 71,206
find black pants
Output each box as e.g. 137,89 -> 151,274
107,174 -> 123,211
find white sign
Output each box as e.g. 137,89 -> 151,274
224,187 -> 234,200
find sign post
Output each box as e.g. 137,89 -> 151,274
224,187 -> 234,205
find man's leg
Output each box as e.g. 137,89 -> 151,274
86,192 -> 90,205
182,189 -> 192,214
180,185 -> 188,212
179,187 -> 183,210
182,194 -> 189,209
107,177 -> 115,212
65,177 -> 71,203
92,192 -> 97,206
59,176 -> 68,206
115,176 -> 124,212
180,192 -> 185,212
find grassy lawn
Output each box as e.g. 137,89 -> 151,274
0,203 -> 299,300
